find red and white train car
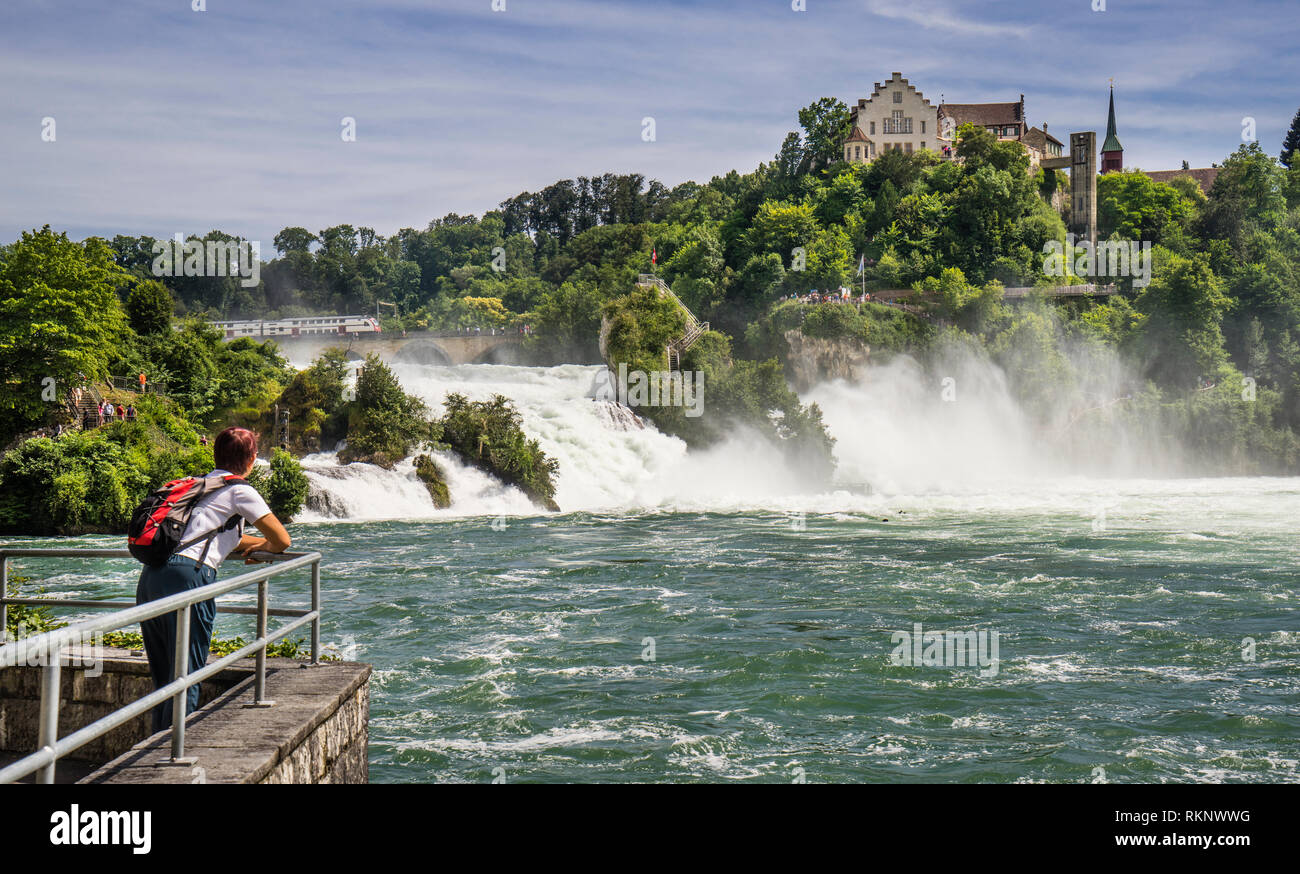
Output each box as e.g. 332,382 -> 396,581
210,315 -> 382,340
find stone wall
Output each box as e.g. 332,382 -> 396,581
0,648 -> 243,769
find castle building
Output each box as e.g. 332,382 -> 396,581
1020,124 -> 1065,170
841,72 -> 939,164
935,93 -> 1061,169
937,95 -> 1026,155
1101,85 -> 1123,173
839,74 -> 1063,174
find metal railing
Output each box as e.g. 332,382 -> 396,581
107,376 -> 168,395
636,274 -> 710,362
0,548 -> 322,784
1001,283 -> 1119,298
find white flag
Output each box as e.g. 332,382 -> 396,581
856,254 -> 865,276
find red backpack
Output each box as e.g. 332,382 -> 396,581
127,474 -> 248,568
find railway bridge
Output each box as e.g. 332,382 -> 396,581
272,330 -> 527,365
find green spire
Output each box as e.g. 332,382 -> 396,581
1101,85 -> 1122,153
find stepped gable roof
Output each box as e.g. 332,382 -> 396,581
850,72 -> 936,114
938,101 -> 1023,128
1144,168 -> 1220,192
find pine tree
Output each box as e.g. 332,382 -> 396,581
1282,107 -> 1300,168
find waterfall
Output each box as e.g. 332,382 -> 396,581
289,359 -> 888,520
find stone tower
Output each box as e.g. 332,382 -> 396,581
1071,131 -> 1098,243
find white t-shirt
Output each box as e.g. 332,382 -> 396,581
173,470 -> 272,570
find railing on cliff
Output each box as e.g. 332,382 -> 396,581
636,274 -> 710,370
107,376 -> 169,394
1000,283 -> 1118,298
0,548 -> 323,784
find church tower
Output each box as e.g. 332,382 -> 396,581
1101,84 -> 1123,173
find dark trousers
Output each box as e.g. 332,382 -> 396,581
136,555 -> 218,733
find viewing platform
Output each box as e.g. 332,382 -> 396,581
0,548 -> 371,784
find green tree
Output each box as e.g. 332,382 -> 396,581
438,393 -> 559,511
527,281 -> 604,362
0,227 -> 129,442
144,321 -> 221,418
747,201 -> 820,268
246,448 -> 309,521
1201,142 -> 1286,246
1136,253 -> 1232,387
1281,106 -> 1300,168
1097,171 -> 1195,244
339,354 -> 433,467
126,278 -> 175,335
797,97 -> 852,170
274,227 -> 318,255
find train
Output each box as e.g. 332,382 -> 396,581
208,315 -> 382,340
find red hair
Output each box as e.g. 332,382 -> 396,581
213,427 -> 258,474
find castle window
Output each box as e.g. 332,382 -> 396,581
905,142 -> 913,154
921,120 -> 926,133
855,146 -> 861,160
869,121 -> 875,135
893,91 -> 902,103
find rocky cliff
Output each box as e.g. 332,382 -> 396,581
781,329 -> 870,391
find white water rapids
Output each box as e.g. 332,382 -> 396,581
286,357 -> 1293,522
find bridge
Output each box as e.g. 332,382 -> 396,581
271,329 -> 527,365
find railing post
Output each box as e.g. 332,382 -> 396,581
310,561 -> 320,666
1,553 -> 9,640
169,605 -> 191,762
248,579 -> 274,707
255,580 -> 267,701
37,653 -> 61,784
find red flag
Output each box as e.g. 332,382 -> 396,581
652,247 -> 657,266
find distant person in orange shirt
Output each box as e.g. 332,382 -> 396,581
138,372 -> 147,392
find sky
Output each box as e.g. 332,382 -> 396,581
1,0 -> 1297,248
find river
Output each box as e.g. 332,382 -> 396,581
8,360 -> 1299,782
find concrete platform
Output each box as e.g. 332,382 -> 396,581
81,659 -> 371,784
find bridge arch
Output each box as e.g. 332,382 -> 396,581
392,341 -> 453,366
473,342 -> 526,365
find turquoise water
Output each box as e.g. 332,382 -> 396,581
13,477 -> 1299,783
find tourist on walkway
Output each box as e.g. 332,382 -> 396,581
135,427 -> 292,732
126,404 -> 137,422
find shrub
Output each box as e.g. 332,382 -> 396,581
246,448 -> 309,521
438,394 -> 558,511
